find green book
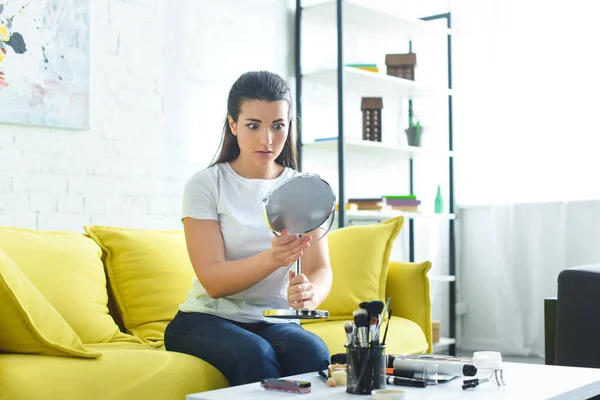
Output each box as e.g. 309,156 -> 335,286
383,195 -> 417,200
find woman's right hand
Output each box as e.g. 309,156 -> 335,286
269,229 -> 312,267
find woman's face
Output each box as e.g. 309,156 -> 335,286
229,99 -> 289,167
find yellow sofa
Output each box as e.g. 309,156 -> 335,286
0,216 -> 432,400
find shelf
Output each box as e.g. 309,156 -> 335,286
433,337 -> 456,351
346,210 -> 456,221
429,275 -> 456,283
303,0 -> 451,40
303,138 -> 453,159
304,66 -> 451,99
298,2 -> 457,356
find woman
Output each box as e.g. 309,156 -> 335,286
165,71 -> 332,386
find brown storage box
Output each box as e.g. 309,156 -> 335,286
385,53 -> 417,80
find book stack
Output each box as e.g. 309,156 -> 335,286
347,198 -> 386,211
382,195 -> 421,212
345,63 -> 379,73
346,195 -> 421,213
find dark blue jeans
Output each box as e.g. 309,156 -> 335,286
164,311 -> 330,386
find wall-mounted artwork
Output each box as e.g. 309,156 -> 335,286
0,0 -> 90,130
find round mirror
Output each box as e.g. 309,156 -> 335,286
262,173 -> 336,320
263,173 -> 336,238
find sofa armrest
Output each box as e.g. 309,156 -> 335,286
385,260 -> 432,353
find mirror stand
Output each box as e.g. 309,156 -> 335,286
263,236 -> 330,320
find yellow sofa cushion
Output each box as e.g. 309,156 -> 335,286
386,260 -> 433,353
0,227 -> 135,345
317,217 -> 403,317
303,316 -> 428,356
0,343 -> 228,400
84,226 -> 195,346
0,248 -> 101,359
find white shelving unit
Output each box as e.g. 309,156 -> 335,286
346,210 -> 455,221
303,138 -> 454,159
296,0 -> 456,355
429,275 -> 456,283
303,0 -> 451,40
304,66 -> 452,98
433,337 -> 457,352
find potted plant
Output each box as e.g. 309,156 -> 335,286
405,116 -> 424,147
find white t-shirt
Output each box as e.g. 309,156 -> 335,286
179,161 -> 299,323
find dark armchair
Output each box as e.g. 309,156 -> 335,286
545,265 -> 600,368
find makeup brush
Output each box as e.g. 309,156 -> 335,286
381,307 -> 392,346
367,300 -> 384,319
352,309 -> 370,347
344,321 -> 354,347
377,297 -> 392,330
366,300 -> 384,344
369,316 -> 379,346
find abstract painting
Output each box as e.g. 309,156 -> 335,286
0,0 -> 89,129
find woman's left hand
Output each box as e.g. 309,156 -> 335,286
287,271 -> 316,310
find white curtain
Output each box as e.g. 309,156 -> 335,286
458,201 -> 600,357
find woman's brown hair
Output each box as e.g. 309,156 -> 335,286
210,71 -> 298,170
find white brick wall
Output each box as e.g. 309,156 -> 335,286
0,0 -> 294,231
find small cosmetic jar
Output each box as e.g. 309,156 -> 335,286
472,351 -> 502,370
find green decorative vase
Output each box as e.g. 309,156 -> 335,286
434,185 -> 443,214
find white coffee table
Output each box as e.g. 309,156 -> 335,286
187,362 -> 600,399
